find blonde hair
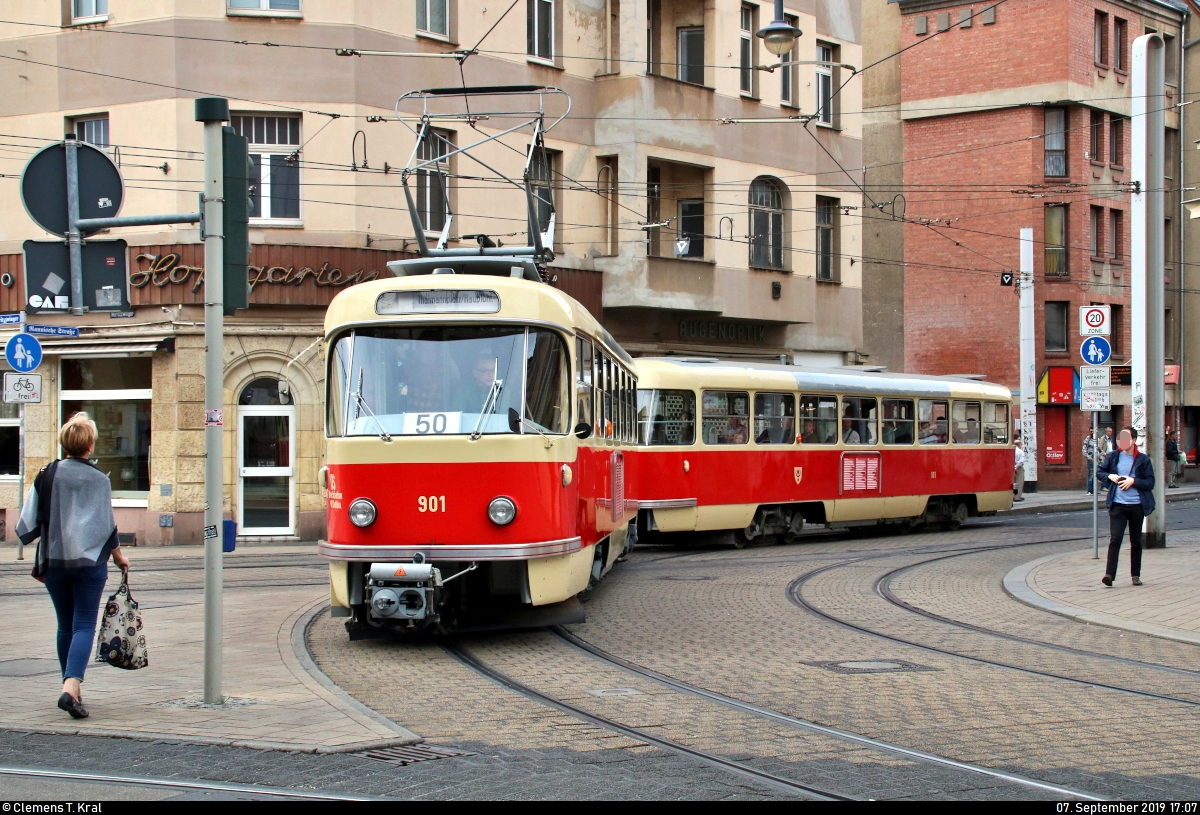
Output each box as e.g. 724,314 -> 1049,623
60,412 -> 98,458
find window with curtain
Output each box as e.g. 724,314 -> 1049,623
749,177 -> 785,269
1044,205 -> 1067,276
1044,108 -> 1067,176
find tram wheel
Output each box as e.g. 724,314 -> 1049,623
731,531 -> 750,549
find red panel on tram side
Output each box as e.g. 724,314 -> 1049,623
326,461 -> 580,548
633,447 -> 1013,507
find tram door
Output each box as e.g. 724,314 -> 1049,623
237,378 -> 296,536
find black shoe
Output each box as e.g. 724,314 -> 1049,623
57,692 -> 88,719
1102,575 -> 1114,587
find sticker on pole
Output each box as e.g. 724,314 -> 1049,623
1079,305 -> 1111,336
5,333 -> 41,372
1079,336 -> 1112,366
1081,389 -> 1111,412
204,409 -> 223,427
204,525 -> 219,540
3,372 -> 41,403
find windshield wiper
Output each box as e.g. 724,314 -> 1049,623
470,358 -> 503,441
352,367 -> 392,442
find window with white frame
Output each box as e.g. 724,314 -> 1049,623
232,115 -> 301,221
73,0 -> 107,21
61,358 -> 152,501
739,6 -> 754,95
528,0 -> 554,62
418,0 -> 449,37
417,129 -> 453,233
749,177 -> 786,270
0,401 -> 18,478
530,147 -> 558,237
816,195 -> 839,281
229,0 -> 300,11
816,43 -> 835,125
75,116 -> 109,148
781,15 -> 799,106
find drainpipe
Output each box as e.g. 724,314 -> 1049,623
1183,24 -> 1196,461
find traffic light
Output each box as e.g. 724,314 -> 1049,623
222,126 -> 251,314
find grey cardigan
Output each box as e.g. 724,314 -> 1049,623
17,458 -> 118,569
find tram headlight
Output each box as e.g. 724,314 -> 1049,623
487,496 -> 517,526
348,498 -> 377,528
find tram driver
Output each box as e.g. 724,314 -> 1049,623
457,349 -> 501,414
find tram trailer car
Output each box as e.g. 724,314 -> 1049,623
320,263 -> 638,634
633,358 -> 1014,545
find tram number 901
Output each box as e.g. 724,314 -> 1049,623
418,495 -> 447,513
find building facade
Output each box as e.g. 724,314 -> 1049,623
0,0 -> 863,543
872,0 -> 1185,490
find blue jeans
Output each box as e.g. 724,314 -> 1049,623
44,563 -> 108,682
1087,461 -> 1095,494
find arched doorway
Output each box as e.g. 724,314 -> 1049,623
237,377 -> 295,535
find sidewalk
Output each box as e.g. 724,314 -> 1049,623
0,544 -> 419,753
1002,482 -> 1200,516
1004,530 -> 1200,645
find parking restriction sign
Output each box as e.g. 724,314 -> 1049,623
1079,305 -> 1111,336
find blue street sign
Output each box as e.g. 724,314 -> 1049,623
0,314 -> 21,325
24,323 -> 78,338
5,333 -> 41,372
1080,336 -> 1112,366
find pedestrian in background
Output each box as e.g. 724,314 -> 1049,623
1166,429 -> 1181,489
1097,426 -> 1155,587
1082,428 -> 1097,494
1013,438 -> 1026,502
17,413 -> 129,719
1098,426 -> 1114,458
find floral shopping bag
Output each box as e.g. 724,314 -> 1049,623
95,570 -> 148,670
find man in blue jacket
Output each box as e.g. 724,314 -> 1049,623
1096,427 -> 1156,587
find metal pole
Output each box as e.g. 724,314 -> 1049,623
1019,228 -> 1038,492
1131,33 -> 1167,548
1093,411 -> 1099,559
64,135 -> 84,316
200,107 -> 227,704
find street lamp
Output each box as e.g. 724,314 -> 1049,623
756,0 -> 803,56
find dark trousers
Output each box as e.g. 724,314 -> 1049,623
44,563 -> 108,682
1086,461 -> 1094,494
1106,503 -> 1144,579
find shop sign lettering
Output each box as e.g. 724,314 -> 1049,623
677,319 -> 768,344
131,253 -> 380,294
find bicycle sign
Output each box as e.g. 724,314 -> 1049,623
3,372 -> 42,403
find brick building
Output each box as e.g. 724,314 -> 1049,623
869,0 -> 1186,490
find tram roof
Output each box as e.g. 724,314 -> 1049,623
324,273 -> 632,364
633,357 -> 1013,401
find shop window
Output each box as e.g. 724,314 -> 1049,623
753,393 -> 795,444
231,114 -> 301,222
749,177 -> 786,270
0,402 -> 18,477
882,399 -> 914,444
798,394 -> 837,443
417,0 -> 450,38
61,358 -> 152,501
701,391 -> 749,444
74,116 -> 109,148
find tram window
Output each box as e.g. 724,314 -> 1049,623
754,393 -> 796,444
918,399 -> 949,444
841,397 -> 877,445
602,356 -> 613,438
798,394 -> 837,443
984,402 -> 1010,444
576,338 -> 594,430
882,399 -> 915,445
616,368 -> 626,441
325,325 -> 569,437
702,391 -> 750,444
952,401 -> 982,444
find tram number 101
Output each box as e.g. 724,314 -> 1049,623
419,495 -> 447,513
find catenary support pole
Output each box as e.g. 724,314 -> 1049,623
64,134 -> 84,316
1094,411 -> 1099,559
1019,228 -> 1037,492
1131,34 -> 1167,549
197,98 -> 229,704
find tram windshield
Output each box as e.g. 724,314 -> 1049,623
327,326 -> 570,437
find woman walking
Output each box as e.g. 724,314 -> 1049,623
18,413 -> 128,719
1096,426 -> 1156,587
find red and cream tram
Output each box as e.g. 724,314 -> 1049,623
319,258 -> 637,634
632,358 -> 1014,544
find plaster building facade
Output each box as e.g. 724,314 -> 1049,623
875,0 -> 1185,490
0,0 -> 863,543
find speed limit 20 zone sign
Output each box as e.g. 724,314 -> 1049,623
1080,305 -> 1111,336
